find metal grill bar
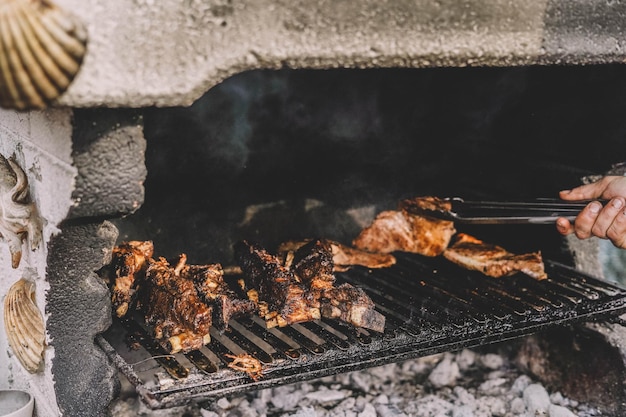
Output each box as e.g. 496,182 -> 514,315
98,253 -> 626,410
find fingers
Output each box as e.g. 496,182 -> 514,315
555,217 -> 574,236
557,177 -> 626,248
558,198 -> 626,248
591,198 -> 624,238
559,178 -> 608,201
559,176 -> 625,201
605,200 -> 626,249
571,200 -> 605,239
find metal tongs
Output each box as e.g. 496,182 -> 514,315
409,197 -> 606,224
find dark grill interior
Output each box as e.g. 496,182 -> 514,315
98,253 -> 626,410
113,65 -> 626,266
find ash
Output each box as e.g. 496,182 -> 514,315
108,347 -> 601,417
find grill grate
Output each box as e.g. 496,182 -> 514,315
97,253 -> 626,409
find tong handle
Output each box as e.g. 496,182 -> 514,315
416,197 -> 608,224
452,197 -> 605,211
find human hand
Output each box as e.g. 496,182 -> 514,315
556,176 -> 626,248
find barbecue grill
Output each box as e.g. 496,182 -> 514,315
3,1 -> 626,417
97,253 -> 626,410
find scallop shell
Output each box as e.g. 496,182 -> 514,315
3,278 -> 45,373
0,0 -> 88,110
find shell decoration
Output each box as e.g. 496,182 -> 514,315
0,153 -> 42,269
0,0 -> 88,111
3,278 -> 45,373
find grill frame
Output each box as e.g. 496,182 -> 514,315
98,253 -> 626,410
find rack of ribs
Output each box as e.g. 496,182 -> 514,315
235,239 -> 385,332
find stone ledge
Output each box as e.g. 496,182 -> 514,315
52,0 -> 626,108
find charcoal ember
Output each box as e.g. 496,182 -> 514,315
100,240 -> 154,318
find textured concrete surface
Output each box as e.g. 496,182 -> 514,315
0,106 -> 146,416
50,0 -> 626,108
70,109 -> 146,219
46,221 -> 120,417
0,109 -> 77,417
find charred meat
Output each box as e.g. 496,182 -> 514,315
103,242 -> 256,353
235,239 -> 385,332
320,283 -> 385,333
277,238 -> 396,272
234,240 -> 321,328
101,240 -> 154,318
443,233 -> 548,280
183,262 -> 257,330
398,195 -> 453,214
138,255 -> 214,353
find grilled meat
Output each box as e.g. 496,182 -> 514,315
103,241 -> 257,353
182,262 -> 257,330
443,233 -> 548,280
277,238 -> 396,272
235,239 -> 385,332
234,240 -> 321,328
225,353 -> 264,381
289,239 -> 336,290
329,241 -> 396,271
398,195 -> 453,214
138,255 -> 214,353
320,283 -> 385,333
352,207 -> 456,257
102,240 -> 154,318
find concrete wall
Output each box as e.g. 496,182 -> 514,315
52,0 -> 626,109
0,108 -> 146,417
0,109 -> 76,417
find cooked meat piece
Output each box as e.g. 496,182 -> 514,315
277,238 -> 396,272
443,233 -> 548,280
138,255 -> 213,353
225,353 -> 264,381
104,241 -> 259,353
320,283 -> 386,333
329,241 -> 396,272
234,240 -> 320,327
166,332 -> 212,355
235,239 -> 385,332
290,239 -> 336,290
353,209 -> 456,257
183,262 -> 257,330
104,240 -> 154,318
399,195 -> 453,214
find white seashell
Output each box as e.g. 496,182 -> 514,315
0,0 -> 88,110
3,278 -> 45,373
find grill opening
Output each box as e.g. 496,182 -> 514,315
103,64 -> 626,409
